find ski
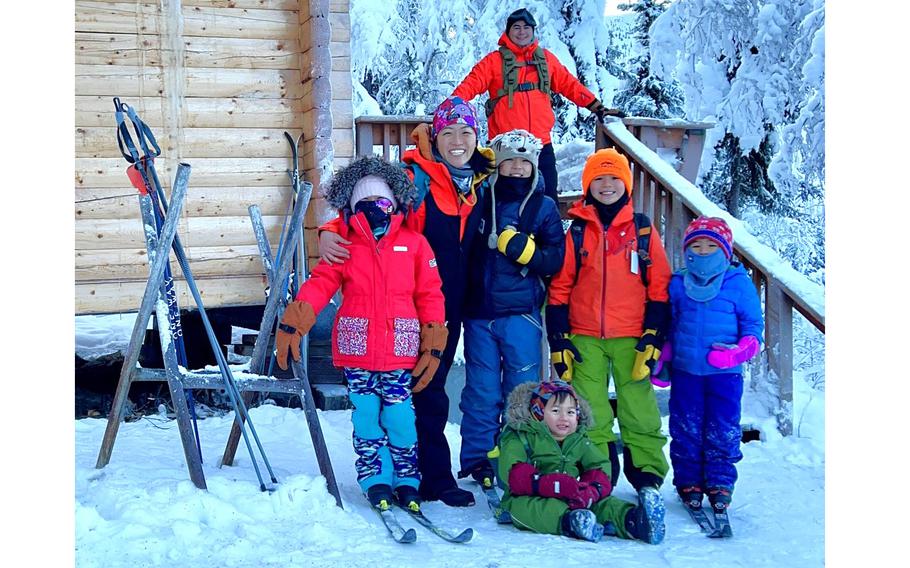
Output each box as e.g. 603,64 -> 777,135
481,486 -> 512,524
679,497 -> 714,533
707,504 -> 733,538
395,503 -> 474,543
375,507 -> 417,544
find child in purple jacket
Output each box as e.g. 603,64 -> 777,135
657,216 -> 763,522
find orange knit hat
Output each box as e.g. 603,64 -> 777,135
581,148 -> 633,196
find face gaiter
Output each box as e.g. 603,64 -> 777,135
683,248 -> 730,302
354,200 -> 392,238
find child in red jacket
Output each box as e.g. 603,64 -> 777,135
276,156 -> 447,512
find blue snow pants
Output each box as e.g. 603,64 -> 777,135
345,367 -> 420,492
669,369 -> 744,492
459,313 -> 543,473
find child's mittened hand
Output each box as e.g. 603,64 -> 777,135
568,482 -> 604,510
536,473 -> 579,499
507,462 -> 539,496
707,335 -> 761,369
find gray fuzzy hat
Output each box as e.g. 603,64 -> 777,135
505,381 -> 594,430
489,129 -> 543,192
324,155 -> 417,212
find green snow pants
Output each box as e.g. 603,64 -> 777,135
570,335 -> 669,486
505,493 -> 636,538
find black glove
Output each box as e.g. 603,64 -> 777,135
586,99 -> 627,121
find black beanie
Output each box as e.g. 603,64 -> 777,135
506,8 -> 537,32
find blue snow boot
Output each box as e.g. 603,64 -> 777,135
561,509 -> 604,543
625,486 -> 666,544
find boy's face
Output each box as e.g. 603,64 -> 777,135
543,395 -> 579,442
688,238 -> 719,256
587,175 -> 626,205
508,22 -> 535,47
436,124 -> 477,168
498,158 -> 533,179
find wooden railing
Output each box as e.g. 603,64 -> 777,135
353,114 -> 825,436
596,118 -> 825,436
354,115 -> 431,161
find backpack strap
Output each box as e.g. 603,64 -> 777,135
633,213 -> 652,288
484,46 -> 551,117
569,219 -> 587,287
399,162 -> 431,213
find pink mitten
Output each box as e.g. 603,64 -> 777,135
651,342 -> 673,387
707,335 -> 760,369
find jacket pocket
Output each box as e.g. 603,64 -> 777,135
392,317 -> 420,358
336,316 -> 369,356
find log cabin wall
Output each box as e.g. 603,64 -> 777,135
75,0 -> 354,315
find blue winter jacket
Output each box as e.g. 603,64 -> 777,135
668,263 -> 764,376
463,179 -> 565,319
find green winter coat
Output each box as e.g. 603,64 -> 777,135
498,382 -> 635,536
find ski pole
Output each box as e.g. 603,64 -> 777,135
114,98 -> 203,462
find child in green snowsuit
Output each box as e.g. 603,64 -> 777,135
499,380 -> 665,544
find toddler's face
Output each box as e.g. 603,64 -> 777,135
688,238 -> 719,256
498,158 -> 533,179
587,175 -> 626,205
543,396 -> 579,441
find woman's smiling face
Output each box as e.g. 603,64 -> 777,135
435,124 -> 477,168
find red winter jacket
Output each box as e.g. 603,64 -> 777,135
453,34 -> 597,144
295,212 -> 445,371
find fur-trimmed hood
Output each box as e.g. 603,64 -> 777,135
324,155 -> 418,212
505,381 -> 595,431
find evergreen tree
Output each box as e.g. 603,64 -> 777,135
612,0 -> 684,118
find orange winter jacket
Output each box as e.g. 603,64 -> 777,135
453,34 -> 597,145
547,199 -> 671,339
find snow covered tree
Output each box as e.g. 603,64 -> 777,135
649,0 -> 824,281
612,0 -> 684,118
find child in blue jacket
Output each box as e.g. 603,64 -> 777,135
660,216 -> 763,516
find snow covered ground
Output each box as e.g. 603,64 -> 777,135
70,316 -> 826,568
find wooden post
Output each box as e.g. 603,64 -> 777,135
355,121 -> 373,157
678,128 -> 708,183
765,279 -> 794,435
96,165 -> 193,472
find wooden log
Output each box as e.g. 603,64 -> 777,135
75,2 -> 299,40
76,96 -> 303,128
76,274 -> 268,314
77,127 -> 301,159
76,64 -> 304,99
76,186 -> 297,219
86,0 -> 300,9
76,244 -> 269,281
76,33 -> 301,70
75,214 -> 288,250
765,280 -> 794,436
76,157 -> 292,188
328,11 -> 349,43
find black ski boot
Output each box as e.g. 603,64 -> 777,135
459,461 -> 496,489
678,485 -> 704,509
437,486 -> 475,507
394,485 -> 422,512
366,484 -> 394,511
707,487 -> 732,510
624,486 -> 666,544
561,509 -> 604,542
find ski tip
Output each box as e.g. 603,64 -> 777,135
398,529 -> 418,544
454,528 -> 475,543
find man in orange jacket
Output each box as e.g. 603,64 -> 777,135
453,7 -> 622,203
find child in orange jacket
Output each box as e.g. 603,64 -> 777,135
545,148 -> 671,502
